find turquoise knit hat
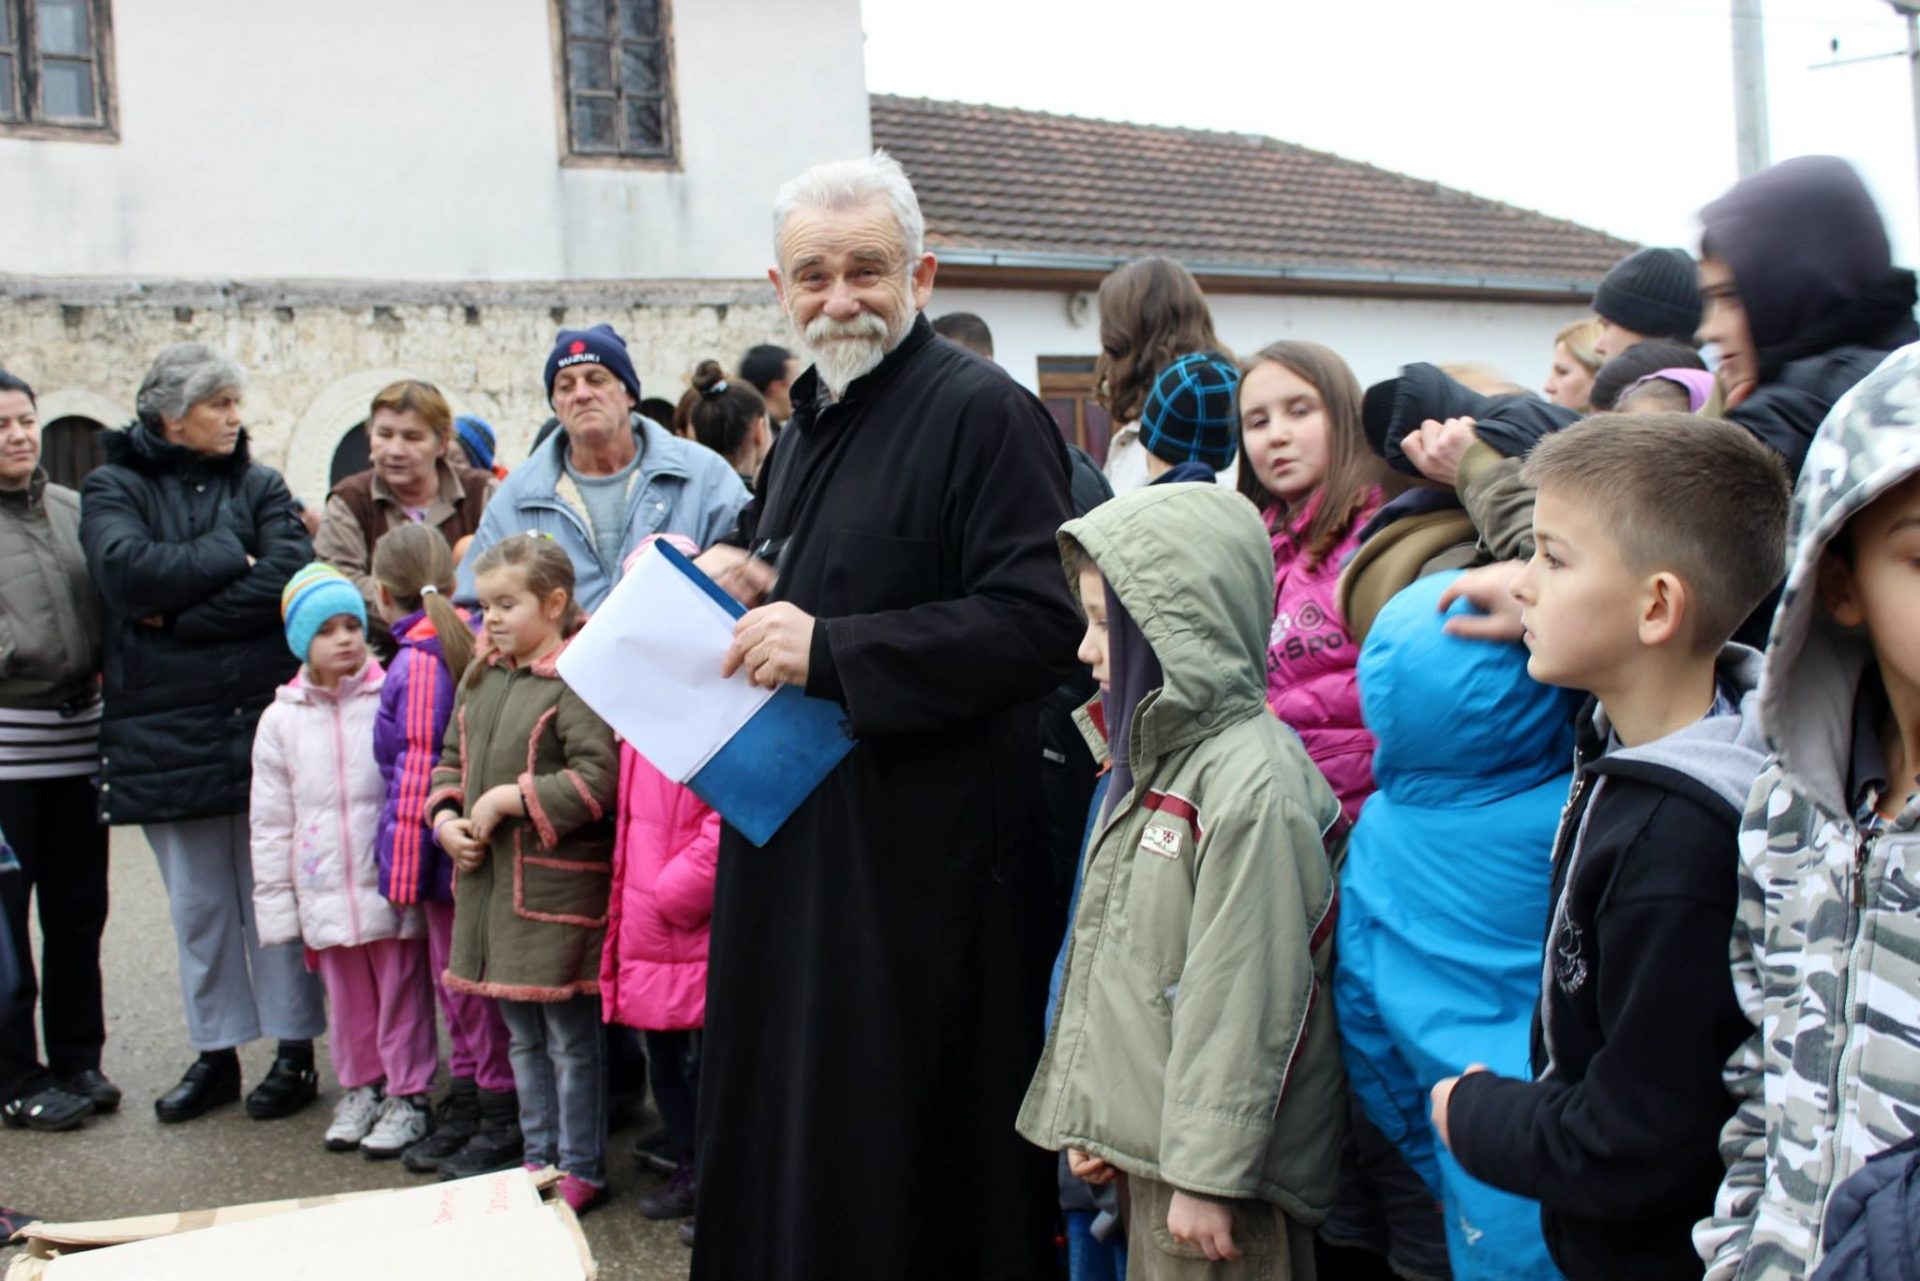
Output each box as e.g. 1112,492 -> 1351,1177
281,562 -> 366,661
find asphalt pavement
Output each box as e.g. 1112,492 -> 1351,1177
1,825 -> 690,1279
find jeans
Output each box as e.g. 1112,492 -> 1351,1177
1065,1208 -> 1127,1281
499,994 -> 607,1184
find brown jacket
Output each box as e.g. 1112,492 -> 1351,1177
426,641 -> 618,1002
315,460 -> 494,623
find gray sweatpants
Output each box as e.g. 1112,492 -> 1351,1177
145,813 -> 325,1052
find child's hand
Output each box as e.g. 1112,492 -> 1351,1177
1166,1190 -> 1240,1262
436,816 -> 486,872
1429,1062 -> 1489,1149
1066,1148 -> 1117,1186
469,784 -> 524,842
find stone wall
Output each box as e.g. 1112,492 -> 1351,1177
0,275 -> 788,504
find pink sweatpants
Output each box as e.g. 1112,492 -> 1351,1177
427,901 -> 515,1093
315,937 -> 436,1097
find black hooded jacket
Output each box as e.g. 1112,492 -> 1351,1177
79,423 -> 310,825
1367,362 -> 1580,476
1701,155 -> 1920,477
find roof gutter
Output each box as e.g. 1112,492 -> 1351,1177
927,247 -> 1602,302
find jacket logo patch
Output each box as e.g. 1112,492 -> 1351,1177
1139,825 -> 1183,860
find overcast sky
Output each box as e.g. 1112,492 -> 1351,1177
862,0 -> 1918,265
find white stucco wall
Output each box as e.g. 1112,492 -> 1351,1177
929,284 -> 1588,399
0,0 -> 869,281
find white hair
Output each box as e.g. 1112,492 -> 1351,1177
772,150 -> 925,266
136,342 -> 246,427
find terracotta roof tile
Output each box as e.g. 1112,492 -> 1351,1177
869,95 -> 1637,288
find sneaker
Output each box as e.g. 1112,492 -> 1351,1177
361,1093 -> 432,1160
402,1078 -> 479,1174
631,1125 -> 678,1176
323,1085 -> 383,1152
636,1163 -> 696,1221
556,1174 -> 607,1217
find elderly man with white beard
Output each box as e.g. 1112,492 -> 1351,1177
689,153 -> 1083,1281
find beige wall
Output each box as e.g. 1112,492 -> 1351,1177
0,279 -> 787,503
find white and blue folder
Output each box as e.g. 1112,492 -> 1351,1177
557,541 -> 856,846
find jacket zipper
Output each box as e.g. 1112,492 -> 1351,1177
1817,827 -> 1874,1230
332,698 -> 364,947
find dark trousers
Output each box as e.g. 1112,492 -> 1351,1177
645,1028 -> 700,1167
0,776 -> 110,1100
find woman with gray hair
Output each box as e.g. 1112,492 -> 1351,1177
80,342 -> 326,1125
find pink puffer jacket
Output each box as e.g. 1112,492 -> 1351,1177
1264,487 -> 1383,824
600,745 -> 720,1033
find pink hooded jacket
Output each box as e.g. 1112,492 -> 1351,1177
1264,487 -> 1383,824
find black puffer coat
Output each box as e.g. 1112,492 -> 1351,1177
79,424 -> 310,825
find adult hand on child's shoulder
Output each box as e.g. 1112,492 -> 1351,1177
1167,1190 -> 1241,1262
1403,416 -> 1478,487
1429,1062 -> 1489,1149
1067,1148 -> 1117,1186
1437,561 -> 1526,643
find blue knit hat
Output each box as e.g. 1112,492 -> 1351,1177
1139,353 -> 1242,473
454,414 -> 496,471
281,562 -> 366,662
544,324 -> 643,409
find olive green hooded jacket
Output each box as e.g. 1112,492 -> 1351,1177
1016,483 -> 1348,1220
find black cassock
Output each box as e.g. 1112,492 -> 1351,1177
692,317 -> 1081,1280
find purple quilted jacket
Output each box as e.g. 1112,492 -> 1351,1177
374,608 -> 465,904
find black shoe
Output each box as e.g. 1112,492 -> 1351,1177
678,1221 -> 695,1248
636,1164 -> 697,1220
60,1068 -> 122,1114
436,1087 -> 524,1180
631,1125 -> 678,1176
402,1077 -> 481,1173
245,1055 -> 319,1120
2,1085 -> 93,1132
155,1056 -> 240,1124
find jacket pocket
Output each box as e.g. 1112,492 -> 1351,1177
820,530 -> 941,615
511,830 -> 611,927
1112,819 -> 1196,982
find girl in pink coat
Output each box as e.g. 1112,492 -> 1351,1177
601,535 -> 719,1230
1236,341 -> 1386,824
252,563 -> 434,1159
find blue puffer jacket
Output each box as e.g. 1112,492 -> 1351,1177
1333,571 -> 1579,1281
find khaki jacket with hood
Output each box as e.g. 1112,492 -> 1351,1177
1697,344 -> 1920,1281
1016,483 -> 1348,1220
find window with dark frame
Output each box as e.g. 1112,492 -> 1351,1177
0,0 -> 116,137
556,0 -> 675,163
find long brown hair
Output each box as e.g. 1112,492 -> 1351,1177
368,379 -> 454,448
1235,341 -> 1381,570
372,523 -> 475,683
464,533 -> 582,686
1093,257 -> 1226,425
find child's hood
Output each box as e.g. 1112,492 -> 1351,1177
1594,645 -> 1770,815
1359,570 -> 1579,807
277,657 -> 386,706
1058,483 -> 1272,757
1759,342 -> 1920,811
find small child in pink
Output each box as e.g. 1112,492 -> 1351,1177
251,562 -> 435,1157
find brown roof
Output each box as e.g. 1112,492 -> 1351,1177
869,94 -> 1638,294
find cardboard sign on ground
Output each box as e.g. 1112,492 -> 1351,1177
5,1169 -> 594,1281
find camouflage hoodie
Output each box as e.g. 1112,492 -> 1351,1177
1696,344 -> 1920,1280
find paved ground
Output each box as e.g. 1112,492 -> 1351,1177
2,826 -> 690,1279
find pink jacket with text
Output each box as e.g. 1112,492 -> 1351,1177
251,659 -> 424,951
1264,487 -> 1383,824
600,746 -> 720,1033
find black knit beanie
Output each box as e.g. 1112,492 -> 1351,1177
1592,248 -> 1702,342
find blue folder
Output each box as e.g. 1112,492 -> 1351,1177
654,542 -> 857,846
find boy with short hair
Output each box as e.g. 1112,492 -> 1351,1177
1429,413 -> 1791,1281
1018,482 -> 1347,1278
1695,346 -> 1920,1281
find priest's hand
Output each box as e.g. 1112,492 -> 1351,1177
697,544 -> 777,606
725,602 -> 815,689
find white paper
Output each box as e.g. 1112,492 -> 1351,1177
557,547 -> 774,782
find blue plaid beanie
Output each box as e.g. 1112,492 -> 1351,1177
454,414 -> 496,471
281,562 -> 366,662
1139,352 -> 1242,473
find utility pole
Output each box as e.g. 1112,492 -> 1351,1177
1733,0 -> 1772,176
